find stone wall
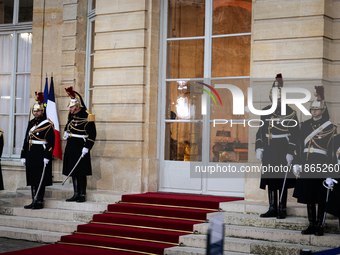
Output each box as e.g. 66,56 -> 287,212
247,0 -> 340,202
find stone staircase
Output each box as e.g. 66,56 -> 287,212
0,184 -> 122,244
164,200 -> 340,255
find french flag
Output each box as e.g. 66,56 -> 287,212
46,77 -> 62,160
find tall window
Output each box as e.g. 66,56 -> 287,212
85,0 -> 96,110
161,0 -> 251,163
0,0 -> 33,157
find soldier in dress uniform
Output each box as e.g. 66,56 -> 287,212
324,134 -> 340,228
255,74 -> 299,219
0,129 -> 4,190
20,92 -> 55,209
63,87 -> 96,203
293,86 -> 336,236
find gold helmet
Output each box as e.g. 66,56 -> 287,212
32,92 -> 45,113
310,86 -> 326,112
65,86 -> 83,108
269,73 -> 283,101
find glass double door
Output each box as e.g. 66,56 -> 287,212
159,0 -> 252,196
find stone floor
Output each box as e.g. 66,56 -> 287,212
0,238 -> 47,254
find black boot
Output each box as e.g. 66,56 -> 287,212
315,203 -> 325,236
260,189 -> 278,218
301,204 -> 316,235
32,186 -> 45,210
277,188 -> 287,219
24,186 -> 36,209
66,177 -> 79,202
76,176 -> 87,203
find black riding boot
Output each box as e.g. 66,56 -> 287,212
260,189 -> 278,217
277,188 -> 287,219
77,176 -> 87,203
301,204 -> 316,235
66,176 -> 79,202
32,186 -> 45,210
315,203 -> 325,236
24,186 -> 37,209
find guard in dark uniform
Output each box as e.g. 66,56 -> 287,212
256,74 -> 299,219
324,134 -> 340,228
63,87 -> 96,203
20,92 -> 55,209
0,129 -> 4,190
293,86 -> 336,236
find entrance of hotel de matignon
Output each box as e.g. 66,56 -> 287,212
158,0 -> 252,196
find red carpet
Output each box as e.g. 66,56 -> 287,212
3,192 -> 243,255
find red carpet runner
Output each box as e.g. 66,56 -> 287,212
4,192 -> 243,255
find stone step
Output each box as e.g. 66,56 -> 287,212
13,197 -> 108,212
164,246 -> 256,255
205,212 -> 340,234
15,185 -> 123,203
0,215 -> 80,233
0,225 -> 66,243
178,234 -> 329,255
219,200 -> 336,219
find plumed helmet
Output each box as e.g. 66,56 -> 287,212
32,92 -> 45,113
310,86 -> 326,113
65,86 -> 84,108
269,73 -> 283,101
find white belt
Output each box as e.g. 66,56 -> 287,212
304,148 -> 327,155
266,134 -> 289,139
70,133 -> 88,141
31,140 -> 48,149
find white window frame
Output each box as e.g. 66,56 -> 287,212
0,0 -> 33,158
84,1 -> 96,108
158,0 -> 251,194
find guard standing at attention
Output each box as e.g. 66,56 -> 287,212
21,92 -> 55,209
255,74 -> 299,219
293,86 -> 336,236
63,87 -> 96,203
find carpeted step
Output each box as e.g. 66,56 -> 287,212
107,203 -> 211,221
60,233 -> 174,255
2,243 -> 138,255
92,213 -> 200,232
121,192 -> 243,210
76,223 -> 182,244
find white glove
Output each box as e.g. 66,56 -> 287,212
293,164 -> 301,178
255,149 -> 263,161
286,154 -> 293,166
325,178 -> 338,189
21,158 -> 26,165
44,158 -> 49,167
63,131 -> 70,139
81,147 -> 89,158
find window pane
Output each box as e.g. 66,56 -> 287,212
0,34 -> 12,73
166,81 -> 203,120
211,36 -> 250,77
0,0 -> 14,24
165,122 -> 202,161
213,0 -> 251,35
168,0 -> 205,38
17,32 -> 32,72
210,79 -> 249,162
19,0 -> 33,23
167,39 -> 204,79
0,75 -> 11,114
91,21 -> 95,54
0,115 -> 9,155
13,115 -> 28,155
16,74 -> 30,113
